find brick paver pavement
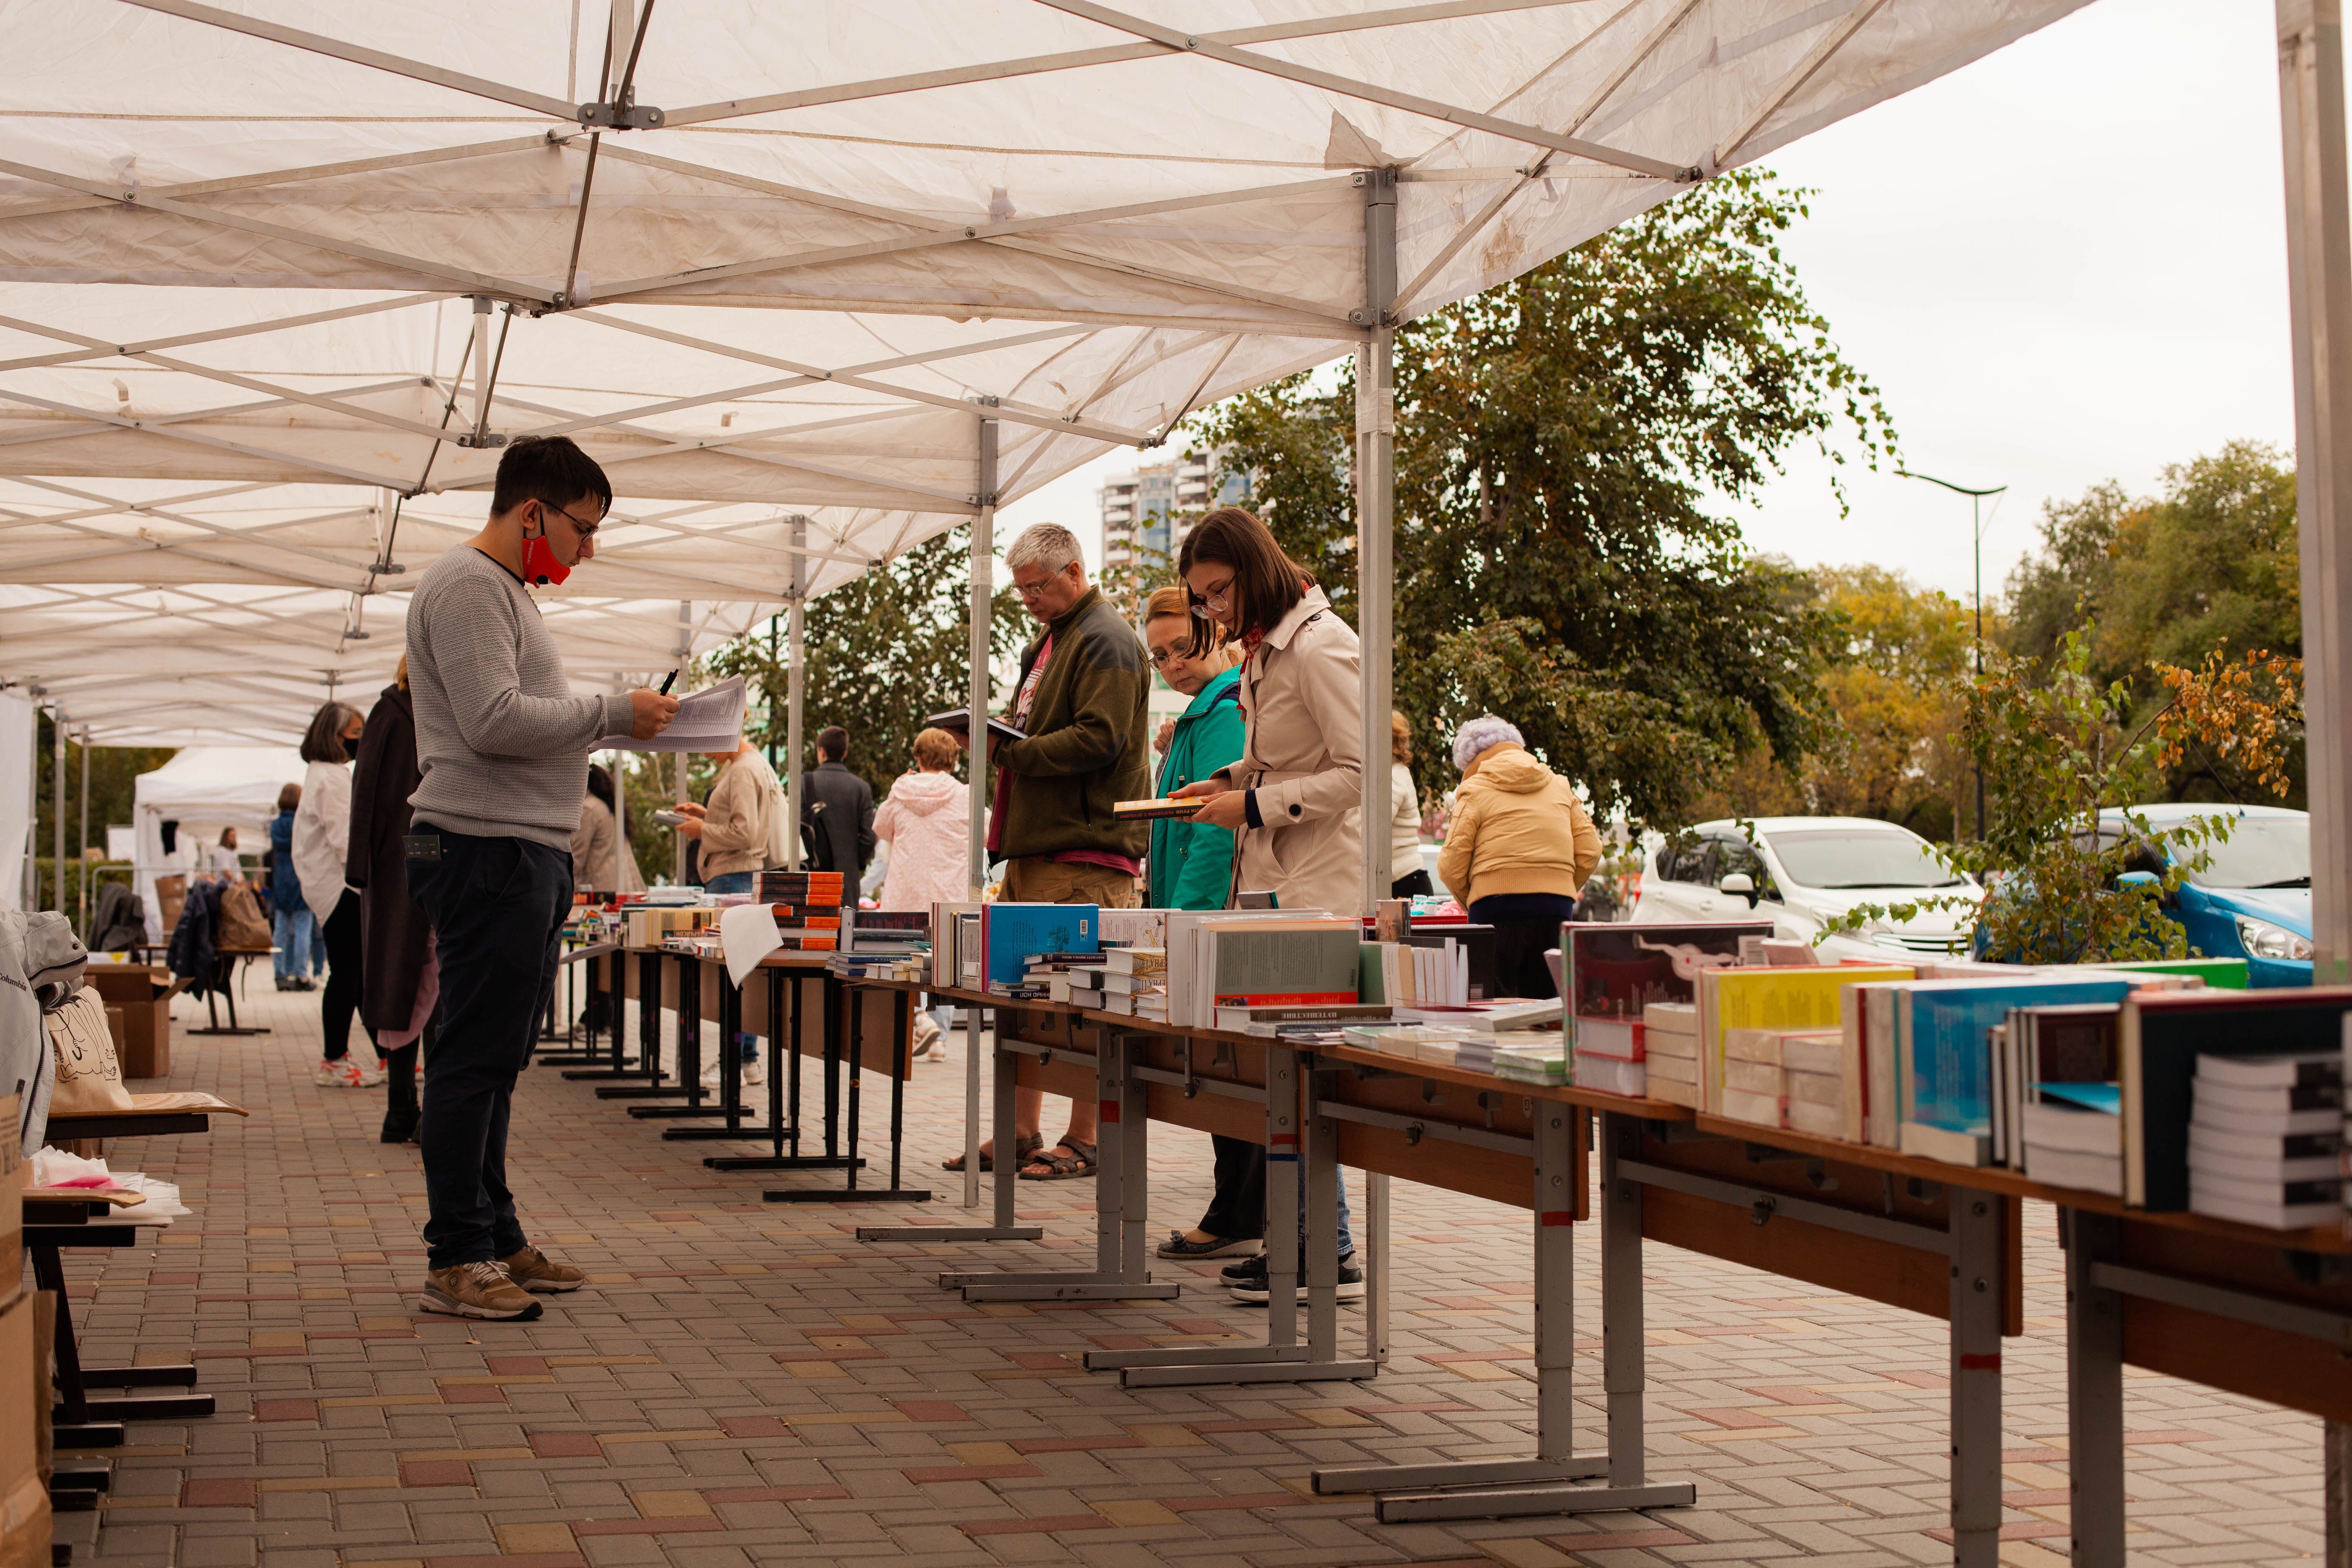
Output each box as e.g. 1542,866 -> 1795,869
45,973 -> 2327,1568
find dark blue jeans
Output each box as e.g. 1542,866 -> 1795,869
406,828 -> 572,1270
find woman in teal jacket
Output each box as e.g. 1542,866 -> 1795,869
1140,588 -> 1261,1259
1145,608 -> 1245,910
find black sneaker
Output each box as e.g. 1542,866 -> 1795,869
1225,1259 -> 1364,1304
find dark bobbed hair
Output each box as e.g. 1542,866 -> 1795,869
587,762 -> 630,840
1177,507 -> 1309,658
299,701 -> 361,765
818,725 -> 848,761
276,783 -> 302,812
491,434 -> 613,521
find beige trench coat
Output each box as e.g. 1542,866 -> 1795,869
1212,585 -> 1365,915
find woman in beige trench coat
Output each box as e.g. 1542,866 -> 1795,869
1169,505 -> 1367,1302
1168,505 -> 1365,918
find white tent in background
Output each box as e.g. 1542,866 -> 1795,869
0,692 -> 33,910
129,744 -> 304,941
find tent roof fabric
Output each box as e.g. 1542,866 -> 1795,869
0,0 -> 2089,744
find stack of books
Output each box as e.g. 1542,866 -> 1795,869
758,869 -> 846,904
1101,947 -> 1170,1019
2187,1051 -> 2343,1228
1217,1002 -> 1390,1041
1719,1027 -> 1790,1129
848,908 -> 928,956
2019,1083 -> 2122,1195
1642,1001 -> 1700,1107
757,871 -> 848,952
1571,1012 -> 1644,1099
1492,1031 -> 1570,1084
1008,952 -> 1095,1001
1779,1030 -> 1845,1137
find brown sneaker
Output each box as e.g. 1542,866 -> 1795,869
499,1245 -> 586,1293
420,1261 -> 542,1320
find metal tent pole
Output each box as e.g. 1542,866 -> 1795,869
51,704 -> 65,913
77,725 -> 89,935
1355,167 -> 1397,920
2279,2 -> 2352,1556
967,418 -> 997,1209
788,517 -> 807,872
673,600 -> 691,884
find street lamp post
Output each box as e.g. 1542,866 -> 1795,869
1898,468 -> 2007,841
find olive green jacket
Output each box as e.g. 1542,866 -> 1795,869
991,587 -> 1152,863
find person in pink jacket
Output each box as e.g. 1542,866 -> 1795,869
874,727 -> 971,1053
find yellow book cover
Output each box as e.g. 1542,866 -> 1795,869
1700,965 -> 1914,1115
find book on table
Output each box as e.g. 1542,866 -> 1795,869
1565,921 -> 1772,1054
2120,988 -> 2352,1210
980,904 -> 1098,990
1893,976 -> 2133,1168
1205,920 -> 1361,1010
1163,909 -> 1323,1026
1705,964 -> 1914,1124
2184,1048 -> 2344,1227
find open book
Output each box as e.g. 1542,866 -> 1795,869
600,674 -> 746,754
924,708 -> 1027,746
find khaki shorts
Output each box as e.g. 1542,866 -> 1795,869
1002,856 -> 1140,908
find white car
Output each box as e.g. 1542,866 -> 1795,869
1629,816 -> 1980,961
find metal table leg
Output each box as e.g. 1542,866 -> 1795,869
1315,1108 -> 1695,1521
936,1026 -> 1169,1297
1949,1191 -> 2005,1568
632,953 -> 722,1119
591,952 -> 678,1095
2064,1207 -> 2125,1568
862,1001 -> 1040,1242
708,971 -> 852,1170
766,979 -> 922,1201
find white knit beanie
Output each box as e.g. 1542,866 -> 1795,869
1452,714 -> 1523,773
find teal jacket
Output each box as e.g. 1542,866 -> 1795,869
1147,665 -> 1245,910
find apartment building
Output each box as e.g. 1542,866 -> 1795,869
1099,448 -> 1251,573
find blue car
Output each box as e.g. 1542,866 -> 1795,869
2099,804 -> 2312,987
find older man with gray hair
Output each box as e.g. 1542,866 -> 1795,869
951,521 -> 1150,1181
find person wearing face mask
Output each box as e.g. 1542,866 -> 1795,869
1139,584 -> 1264,1262
1166,506 -> 1367,1303
294,699 -> 377,1089
402,435 -> 679,1322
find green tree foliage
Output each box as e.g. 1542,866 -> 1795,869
2001,441 -> 2301,803
1695,565 -> 1975,839
1194,171 -> 1893,825
30,715 -> 175,859
1822,630 -> 2303,964
710,526 -> 1025,801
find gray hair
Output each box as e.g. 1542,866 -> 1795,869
1452,714 -> 1524,772
1006,522 -> 1082,578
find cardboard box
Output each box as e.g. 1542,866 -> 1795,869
83,964 -> 170,1079
0,1292 -> 38,1511
0,1097 -> 17,1313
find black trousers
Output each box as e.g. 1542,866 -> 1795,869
320,888 -> 374,1061
406,828 -> 571,1270
1484,914 -> 1562,999
1197,1135 -> 1269,1240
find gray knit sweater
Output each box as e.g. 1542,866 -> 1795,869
405,547 -> 634,851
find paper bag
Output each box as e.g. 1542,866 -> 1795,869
46,988 -> 135,1115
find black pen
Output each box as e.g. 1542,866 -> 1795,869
658,669 -> 678,695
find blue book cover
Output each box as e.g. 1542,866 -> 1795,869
2039,1081 -> 2121,1115
1902,978 -> 2134,1135
982,903 -> 1099,987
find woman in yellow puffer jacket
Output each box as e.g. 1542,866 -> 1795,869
1436,715 -> 1601,998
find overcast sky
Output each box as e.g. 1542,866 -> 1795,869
1000,0 -> 2298,613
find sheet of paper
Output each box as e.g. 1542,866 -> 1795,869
719,902 -> 781,988
600,673 -> 747,753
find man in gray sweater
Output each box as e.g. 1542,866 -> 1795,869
404,436 -> 677,1320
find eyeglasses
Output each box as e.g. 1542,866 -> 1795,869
542,500 -> 606,541
1013,578 -> 1054,602
1189,574 -> 1234,619
1147,645 -> 1186,667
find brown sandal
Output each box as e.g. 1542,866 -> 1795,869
943,1132 -> 1042,1173
1018,1138 -> 1099,1181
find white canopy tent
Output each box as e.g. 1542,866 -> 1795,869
0,0 -> 2103,901
0,1 -> 2349,1551
129,743 -> 304,939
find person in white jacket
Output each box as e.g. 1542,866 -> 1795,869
874,727 -> 970,1052
293,701 -> 381,1088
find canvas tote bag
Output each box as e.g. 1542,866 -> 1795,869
46,988 -> 135,1115
216,881 -> 273,952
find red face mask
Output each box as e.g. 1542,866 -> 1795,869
522,532 -> 571,587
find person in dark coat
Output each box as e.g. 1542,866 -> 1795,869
799,725 -> 876,877
347,658 -> 433,1144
